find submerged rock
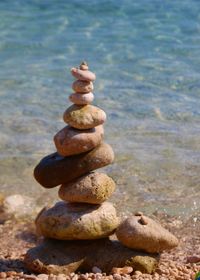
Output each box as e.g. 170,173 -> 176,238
36,201 -> 119,240
24,238 -> 158,275
59,172 -> 116,204
116,215 -> 179,253
63,104 -> 106,130
34,143 -> 114,188
2,194 -> 38,218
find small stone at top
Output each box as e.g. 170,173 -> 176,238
80,61 -> 89,71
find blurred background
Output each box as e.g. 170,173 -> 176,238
0,0 -> 199,219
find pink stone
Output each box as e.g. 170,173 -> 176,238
71,68 -> 96,81
54,125 -> 104,157
69,92 -> 94,105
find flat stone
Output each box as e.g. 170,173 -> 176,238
63,105 -> 106,130
24,238 -> 158,275
34,142 -> 114,188
71,68 -> 96,81
72,80 -> 94,93
69,92 -> 94,105
116,215 -> 179,253
54,125 -> 103,157
36,201 -> 119,240
59,172 -> 116,204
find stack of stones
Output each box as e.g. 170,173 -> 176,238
25,62 -> 179,276
33,62 -> 119,240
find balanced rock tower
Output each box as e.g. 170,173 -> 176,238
33,62 -> 119,240
25,62 -> 178,275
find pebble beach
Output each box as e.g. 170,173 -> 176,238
0,0 -> 200,279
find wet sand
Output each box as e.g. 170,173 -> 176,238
0,212 -> 199,280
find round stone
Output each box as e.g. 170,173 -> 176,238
34,143 -> 114,188
54,125 -> 104,157
69,92 -> 94,105
72,80 -> 94,93
71,68 -> 96,81
116,215 -> 179,253
36,201 -> 119,240
63,105 -> 106,130
59,172 -> 116,204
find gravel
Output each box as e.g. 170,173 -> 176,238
0,212 -> 199,280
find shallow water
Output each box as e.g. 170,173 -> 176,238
0,0 -> 200,218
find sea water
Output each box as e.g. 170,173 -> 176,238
0,0 -> 199,218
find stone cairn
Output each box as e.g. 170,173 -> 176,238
25,62 -> 179,276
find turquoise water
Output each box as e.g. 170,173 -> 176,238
0,0 -> 200,218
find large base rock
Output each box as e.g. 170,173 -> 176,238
36,201 -> 119,240
24,238 -> 159,275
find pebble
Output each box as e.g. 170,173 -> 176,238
92,267 -> 102,274
69,92 -> 94,105
111,267 -> 133,275
2,194 -> 37,218
34,142 -> 114,188
63,104 -> 106,130
72,80 -> 94,93
37,274 -> 48,280
54,125 -> 104,157
71,68 -> 96,82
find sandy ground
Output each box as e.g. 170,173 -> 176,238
0,212 -> 199,280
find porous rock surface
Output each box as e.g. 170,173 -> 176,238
36,201 -> 119,240
59,172 -> 116,204
116,215 -> 179,253
63,104 -> 106,130
24,238 -> 158,275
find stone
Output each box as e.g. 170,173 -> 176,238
36,201 -> 119,240
54,125 -> 104,157
72,80 -> 94,93
24,238 -> 158,275
2,194 -> 39,218
126,256 -> 157,274
63,105 -> 106,130
71,68 -> 96,81
34,143 -> 114,188
69,92 -> 94,105
59,172 -> 116,204
79,61 -> 89,71
116,215 -> 179,253
111,266 -> 133,275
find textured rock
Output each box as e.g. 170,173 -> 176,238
24,238 -> 158,275
63,105 -> 106,130
69,92 -> 94,105
36,201 -> 119,240
34,143 -> 114,188
126,256 -> 157,274
116,215 -> 179,253
59,172 -> 115,204
54,125 -> 104,157
72,80 -> 94,93
71,68 -> 96,81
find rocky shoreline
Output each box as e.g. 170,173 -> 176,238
0,212 -> 199,280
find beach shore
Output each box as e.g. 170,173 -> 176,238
0,211 -> 199,280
